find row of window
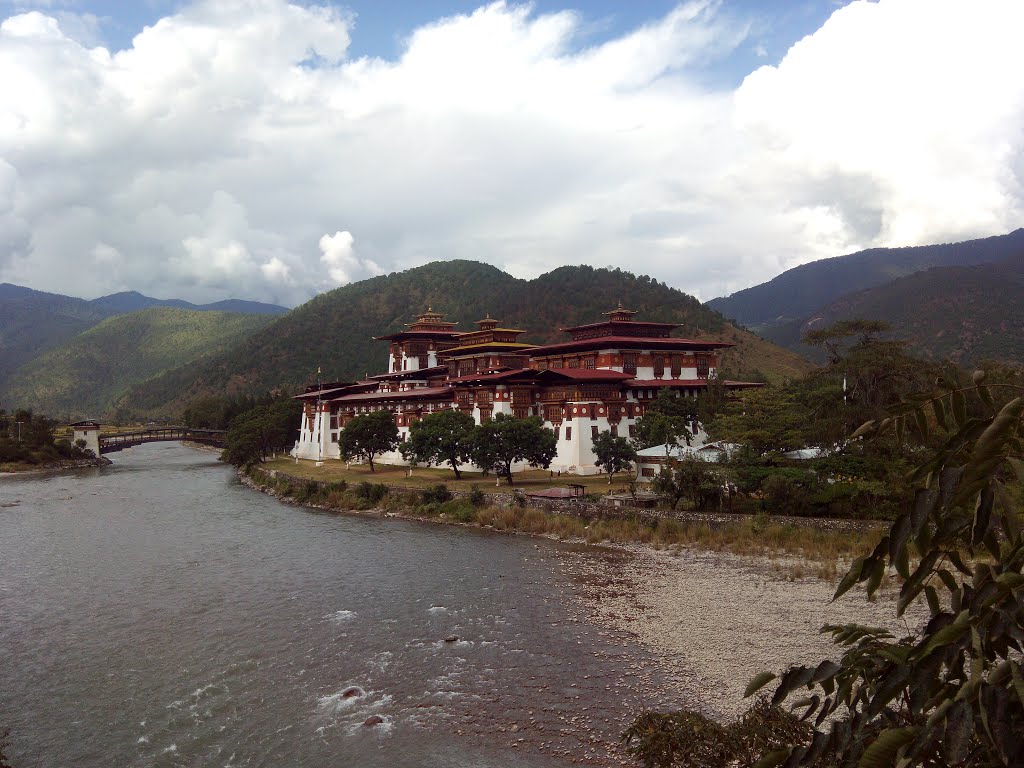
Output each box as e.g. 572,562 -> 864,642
563,423 -> 635,441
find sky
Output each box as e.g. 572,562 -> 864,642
0,0 -> 1022,307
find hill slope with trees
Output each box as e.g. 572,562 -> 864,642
0,283 -> 289,396
2,308 -> 274,419
121,261 -> 812,417
707,228 -> 1024,330
761,250 -> 1024,365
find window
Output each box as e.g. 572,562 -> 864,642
653,356 -> 665,377
583,356 -> 596,369
623,354 -> 637,375
642,467 -> 655,477
628,424 -> 636,438
565,426 -> 572,441
671,356 -> 682,378
567,357 -> 580,368
610,424 -> 618,437
591,425 -> 598,439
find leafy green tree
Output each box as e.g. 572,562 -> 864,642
708,386 -> 812,455
221,397 -> 302,467
399,408 -> 476,479
653,455 -> 722,510
592,430 -> 637,483
743,371 -> 1024,767
469,413 -> 557,485
338,409 -> 399,472
633,389 -> 699,454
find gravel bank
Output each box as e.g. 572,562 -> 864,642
561,544 -> 926,723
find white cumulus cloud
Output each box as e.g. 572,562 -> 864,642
0,0 -> 1021,307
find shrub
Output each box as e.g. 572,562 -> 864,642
420,483 -> 452,505
467,485 -> 486,507
512,490 -> 527,508
355,481 -> 388,503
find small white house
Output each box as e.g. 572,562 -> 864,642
635,440 -> 740,481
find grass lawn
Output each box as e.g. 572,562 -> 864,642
260,457 -> 635,495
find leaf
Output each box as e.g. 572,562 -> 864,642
834,555 -> 867,601
866,557 -> 885,597
889,513 -> 911,563
916,407 -> 931,438
851,420 -> 878,439
951,390 -> 968,428
943,700 -> 973,764
744,671 -> 776,698
930,399 -> 947,432
937,568 -> 958,593
971,485 -> 995,545
856,727 -> 917,768
924,585 -> 940,615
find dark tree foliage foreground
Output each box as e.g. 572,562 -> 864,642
624,372 -> 1024,767
741,371 -> 1024,767
338,410 -> 399,472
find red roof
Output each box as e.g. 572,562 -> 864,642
526,336 -> 733,354
373,329 -> 462,341
369,365 -> 448,380
331,386 -> 454,403
447,368 -> 540,384
625,379 -> 765,389
560,320 -> 679,334
537,368 -> 633,382
293,385 -> 358,400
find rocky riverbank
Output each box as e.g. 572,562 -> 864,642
559,543 -> 926,723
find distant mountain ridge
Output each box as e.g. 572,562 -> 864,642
707,230 -> 1024,366
0,283 -> 288,396
773,250 -> 1024,365
3,307 -> 275,419
707,229 -> 1024,329
119,260 -> 812,417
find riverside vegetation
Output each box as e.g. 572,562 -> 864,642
622,372 -> 1024,767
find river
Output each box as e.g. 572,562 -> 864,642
0,442 -> 677,767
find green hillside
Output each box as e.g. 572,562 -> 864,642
707,228 -> 1024,330
777,253 -> 1024,366
0,284 -> 109,392
2,308 -> 274,419
122,261 -> 812,417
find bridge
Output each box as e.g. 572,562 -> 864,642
99,427 -> 227,454
70,421 -> 226,455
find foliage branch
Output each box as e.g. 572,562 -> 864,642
745,371 -> 1024,768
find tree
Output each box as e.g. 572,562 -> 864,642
653,455 -> 722,510
743,371 -> 1024,767
221,397 -> 302,467
469,414 -> 557,485
707,386 -> 812,455
592,430 -> 637,483
633,390 -> 698,454
338,410 -> 399,472
400,408 -> 476,479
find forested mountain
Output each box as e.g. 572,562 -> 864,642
121,261 -> 812,417
707,228 -> 1024,329
3,308 -> 274,419
0,283 -> 289,395
770,250 -> 1024,365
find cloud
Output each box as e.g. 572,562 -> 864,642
319,230 -> 382,286
0,0 -> 1021,307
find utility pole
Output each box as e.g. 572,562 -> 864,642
15,421 -> 23,442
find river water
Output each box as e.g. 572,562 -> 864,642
0,443 -> 676,767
